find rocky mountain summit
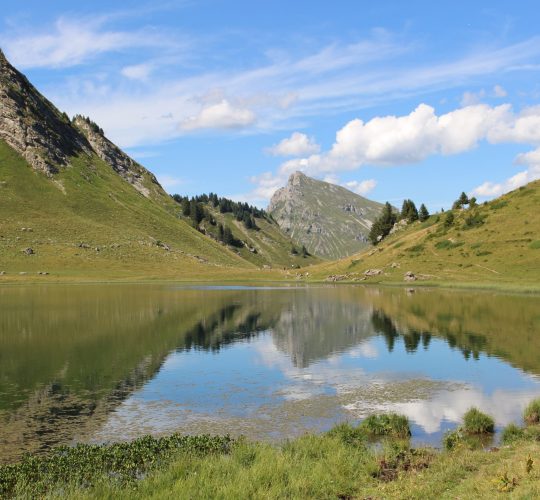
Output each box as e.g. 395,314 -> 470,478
0,49 -> 163,198
268,172 -> 384,259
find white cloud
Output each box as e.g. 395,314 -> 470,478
180,99 -> 256,130
343,179 -> 377,196
261,103 -> 540,201
267,132 -> 320,157
471,146 -> 540,197
493,84 -> 507,98
461,89 -> 486,106
121,63 -> 153,81
1,17 -> 172,69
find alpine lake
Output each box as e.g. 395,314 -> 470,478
1,284 -> 539,464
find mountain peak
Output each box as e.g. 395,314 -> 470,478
269,172 -> 384,259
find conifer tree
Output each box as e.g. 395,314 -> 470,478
418,203 -> 429,222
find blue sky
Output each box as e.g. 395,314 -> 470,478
2,0 -> 540,210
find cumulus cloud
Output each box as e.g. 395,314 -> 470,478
258,103 -> 540,201
343,179 -> 377,196
180,100 -> 256,130
1,17 -> 172,69
471,146 -> 540,197
267,132 -> 320,157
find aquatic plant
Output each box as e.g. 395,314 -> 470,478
359,413 -> 411,438
0,434 -> 235,498
462,407 -> 495,434
326,422 -> 367,447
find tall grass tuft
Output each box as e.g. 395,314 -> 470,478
462,407 -> 495,434
501,423 -> 525,444
359,413 -> 411,438
523,398 -> 540,425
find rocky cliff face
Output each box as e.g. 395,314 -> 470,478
0,49 -> 91,175
268,172 -> 383,259
73,116 -> 161,198
0,49 -> 164,198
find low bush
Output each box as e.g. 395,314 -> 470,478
462,407 -> 495,434
359,413 -> 411,438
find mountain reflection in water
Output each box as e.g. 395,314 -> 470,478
1,284 -> 539,463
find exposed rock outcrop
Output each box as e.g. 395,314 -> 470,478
0,49 -> 165,199
0,49 -> 91,175
268,171 -> 384,259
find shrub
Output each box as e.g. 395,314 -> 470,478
443,429 -> 463,450
462,407 -> 494,434
435,240 -> 463,250
462,212 -> 487,229
529,240 -> 540,250
524,398 -> 540,425
501,423 -> 525,444
359,413 -> 411,438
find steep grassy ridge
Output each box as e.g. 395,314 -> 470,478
311,180 -> 540,289
0,139 -> 257,279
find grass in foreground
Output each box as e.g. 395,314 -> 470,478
3,409 -> 540,499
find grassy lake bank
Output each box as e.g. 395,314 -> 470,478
2,417 -> 540,499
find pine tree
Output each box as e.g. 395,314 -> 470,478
301,245 -> 308,257
223,226 -> 233,245
218,223 -> 224,241
181,198 -> 190,217
369,202 -> 397,245
469,196 -> 477,208
418,203 -> 429,222
459,191 -> 469,206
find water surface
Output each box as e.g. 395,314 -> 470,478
1,284 -> 539,463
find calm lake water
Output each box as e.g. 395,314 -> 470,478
1,284 -> 539,463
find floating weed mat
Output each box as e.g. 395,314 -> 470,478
0,434 -> 235,498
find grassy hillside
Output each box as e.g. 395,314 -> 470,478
192,201 -> 321,268
310,180 -> 540,289
0,139 -> 271,280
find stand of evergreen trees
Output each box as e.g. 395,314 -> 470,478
368,199 -> 431,245
172,193 -> 268,231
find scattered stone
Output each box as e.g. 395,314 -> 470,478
390,262 -> 400,268
37,271 -> 49,275
389,219 -> 408,235
263,265 -> 272,269
22,247 -> 34,255
20,227 -> 33,232
19,272 -> 27,275
364,268 -> 383,276
78,242 -> 90,249
406,288 -> 415,294
404,271 -> 417,281
95,247 -> 100,252
0,271 -> 5,275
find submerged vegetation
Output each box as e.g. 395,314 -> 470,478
2,407 -> 540,498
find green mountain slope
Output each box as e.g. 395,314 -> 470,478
173,195 -> 321,268
311,180 -> 540,288
0,49 -> 312,279
268,172 -> 384,260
